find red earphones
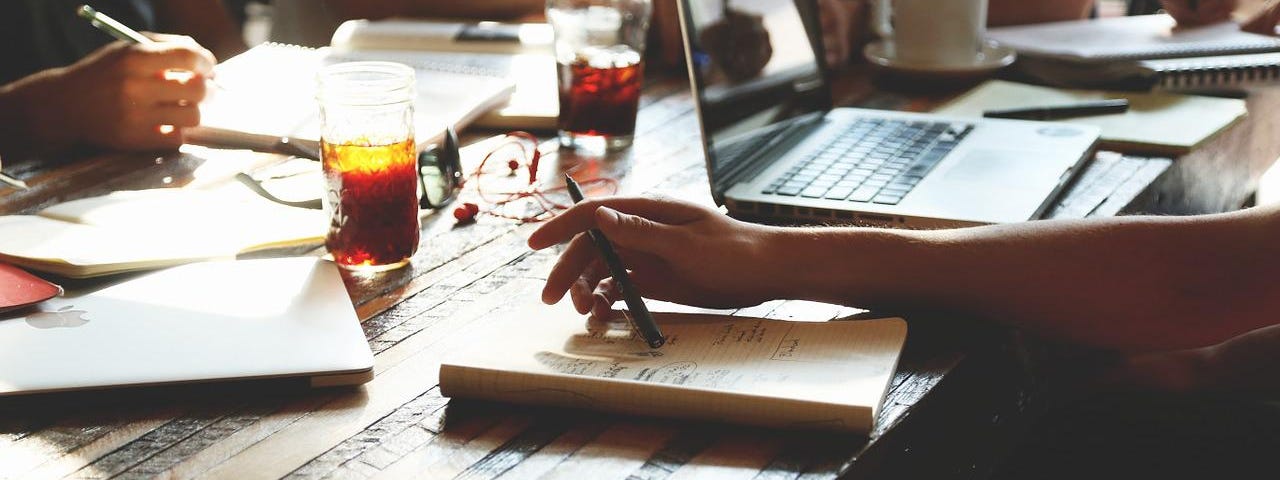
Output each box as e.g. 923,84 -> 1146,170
450,131 -> 614,224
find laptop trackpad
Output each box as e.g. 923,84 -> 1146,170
943,149 -> 1054,187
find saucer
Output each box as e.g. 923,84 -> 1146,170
863,40 -> 1017,77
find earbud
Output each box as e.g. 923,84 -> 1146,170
453,202 -> 480,222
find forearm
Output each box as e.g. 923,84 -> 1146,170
0,70 -> 75,157
775,207 -> 1280,352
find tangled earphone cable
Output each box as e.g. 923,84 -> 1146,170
452,132 -> 618,223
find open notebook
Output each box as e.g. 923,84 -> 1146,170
330,19 -> 559,130
188,42 -> 515,152
0,183 -> 325,278
440,303 -> 907,433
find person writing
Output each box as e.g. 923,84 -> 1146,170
527,194 -> 1279,473
0,0 -> 244,158
529,195 -> 1279,393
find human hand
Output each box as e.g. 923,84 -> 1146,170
1102,323 -> 1280,396
1161,0 -> 1236,26
528,195 -> 784,316
20,34 -> 215,152
1241,0 -> 1280,35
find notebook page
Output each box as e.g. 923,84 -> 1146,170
190,43 -> 515,150
0,216 -> 231,275
441,302 -> 906,432
37,185 -> 326,252
0,182 -> 327,277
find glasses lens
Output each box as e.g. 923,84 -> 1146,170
418,149 -> 459,209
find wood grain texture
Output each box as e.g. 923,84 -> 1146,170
1,66 -> 1274,480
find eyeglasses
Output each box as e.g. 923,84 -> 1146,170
237,126 -> 464,211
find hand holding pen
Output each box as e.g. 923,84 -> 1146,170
57,5 -> 216,151
563,176 -> 665,348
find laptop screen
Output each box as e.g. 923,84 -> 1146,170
680,0 -> 831,189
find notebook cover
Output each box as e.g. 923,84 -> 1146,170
0,263 -> 61,313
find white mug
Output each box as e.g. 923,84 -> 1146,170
874,0 -> 988,67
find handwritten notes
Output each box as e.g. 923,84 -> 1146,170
439,302 -> 907,432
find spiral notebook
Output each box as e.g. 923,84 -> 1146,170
1137,52 -> 1280,90
988,14 -> 1280,62
188,43 -> 515,152
989,14 -> 1280,91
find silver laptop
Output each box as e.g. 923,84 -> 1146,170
676,0 -> 1100,228
0,258 -> 374,396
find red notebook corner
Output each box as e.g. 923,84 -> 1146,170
0,263 -> 62,313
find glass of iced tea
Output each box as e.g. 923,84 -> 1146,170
317,61 -> 419,272
547,0 -> 651,152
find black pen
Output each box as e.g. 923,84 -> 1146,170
983,99 -> 1129,121
564,174 -> 665,349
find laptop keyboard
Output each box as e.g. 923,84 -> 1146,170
761,118 -> 973,205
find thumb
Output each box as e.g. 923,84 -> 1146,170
594,206 -> 678,256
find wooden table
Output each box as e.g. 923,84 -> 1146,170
1,66 -> 1277,480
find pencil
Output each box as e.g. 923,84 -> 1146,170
564,175 -> 666,349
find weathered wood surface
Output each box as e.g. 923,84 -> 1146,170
1,67 -> 1275,479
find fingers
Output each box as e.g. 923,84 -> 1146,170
124,40 -> 216,77
543,233 -> 598,305
127,74 -> 208,106
590,277 -> 621,319
591,207 -> 684,257
144,104 -> 202,128
573,258 -> 611,314
1242,2 -> 1280,35
528,195 -> 709,250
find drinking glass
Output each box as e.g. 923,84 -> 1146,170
317,61 -> 419,271
547,0 -> 652,152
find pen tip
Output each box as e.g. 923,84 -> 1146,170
647,337 -> 665,349
76,5 -> 95,18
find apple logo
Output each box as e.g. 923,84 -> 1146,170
26,305 -> 91,329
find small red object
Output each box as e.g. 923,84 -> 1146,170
0,263 -> 62,313
453,202 -> 480,222
507,159 -> 521,172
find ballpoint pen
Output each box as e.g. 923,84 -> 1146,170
983,99 -> 1130,121
76,5 -> 151,43
0,155 -> 29,190
564,175 -> 666,349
